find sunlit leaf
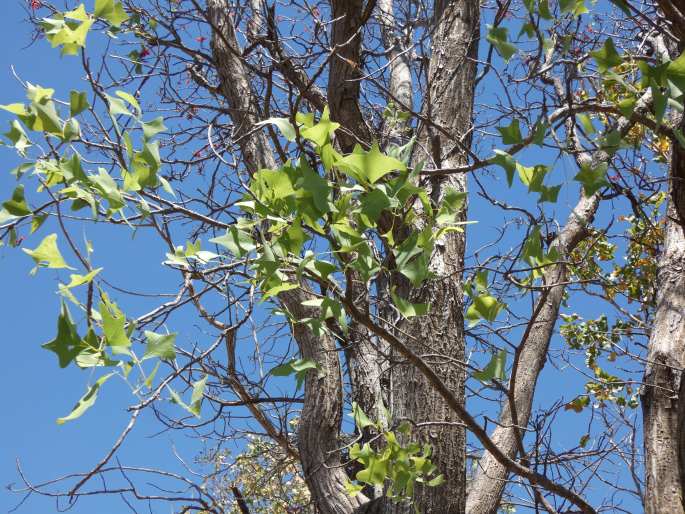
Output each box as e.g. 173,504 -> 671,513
3,185 -> 31,216
56,373 -> 115,424
486,25 -> 517,62
144,331 -> 177,361
473,350 -> 507,382
23,233 -> 74,270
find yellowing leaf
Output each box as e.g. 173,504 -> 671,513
23,233 -> 74,270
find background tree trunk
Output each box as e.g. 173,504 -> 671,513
642,112 -> 685,514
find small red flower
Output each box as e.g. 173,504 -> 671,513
140,47 -> 151,58
195,36 -> 206,44
30,0 -> 41,10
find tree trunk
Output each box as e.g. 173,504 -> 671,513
389,2 -> 479,512
642,114 -> 685,514
466,87 -> 655,514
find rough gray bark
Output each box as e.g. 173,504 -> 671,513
281,287 -> 370,514
207,0 -> 276,172
328,0 -> 372,151
388,2 -> 479,512
208,4 -> 370,512
642,113 -> 685,514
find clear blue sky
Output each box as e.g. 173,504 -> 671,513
0,3 -> 204,513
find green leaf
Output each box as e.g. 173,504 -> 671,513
59,268 -> 103,290
95,0 -> 129,27
56,373 -> 115,424
62,118 -> 80,141
574,162 -> 609,196
565,395 -> 590,413
617,97 -> 637,118
539,0 -> 553,19
262,282 -> 299,300
33,101 -> 63,134
516,163 -> 548,192
497,119 -> 523,145
360,188 -> 391,223
559,0 -> 588,15
210,226 -> 256,257
0,209 -> 18,225
100,297 -> 130,350
538,184 -> 561,203
30,214 -> 47,233
350,401 -> 376,430
591,39 -> 622,74
473,350 -> 507,383
70,91 -> 89,117
256,117 -> 296,141
486,25 -> 517,62
519,21 -> 536,38
345,481 -> 365,496
270,358 -> 318,390
64,4 -> 89,21
427,474 -> 446,487
297,161 -> 331,214
144,331 -> 177,361
4,120 -> 31,155
3,185 -> 31,216
42,14 -> 94,56
168,386 -> 202,418
492,149 -> 516,186
90,168 -> 124,210
144,361 -> 160,389
576,113 -> 596,135
0,103 -> 28,116
391,289 -> 429,319
398,253 -> 431,287
531,120 -> 548,146
42,302 -> 83,368
106,94 -> 133,118
141,116 -> 166,140
252,169 -> 296,202
189,375 -> 208,416
667,51 -> 685,99
435,187 -> 466,225
356,455 -> 388,486
300,106 -> 339,146
336,142 -> 406,184
23,233 -> 74,270
466,294 -> 504,324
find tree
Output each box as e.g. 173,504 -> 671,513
2,0 -> 685,513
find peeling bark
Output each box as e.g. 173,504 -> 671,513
378,0 -> 413,145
